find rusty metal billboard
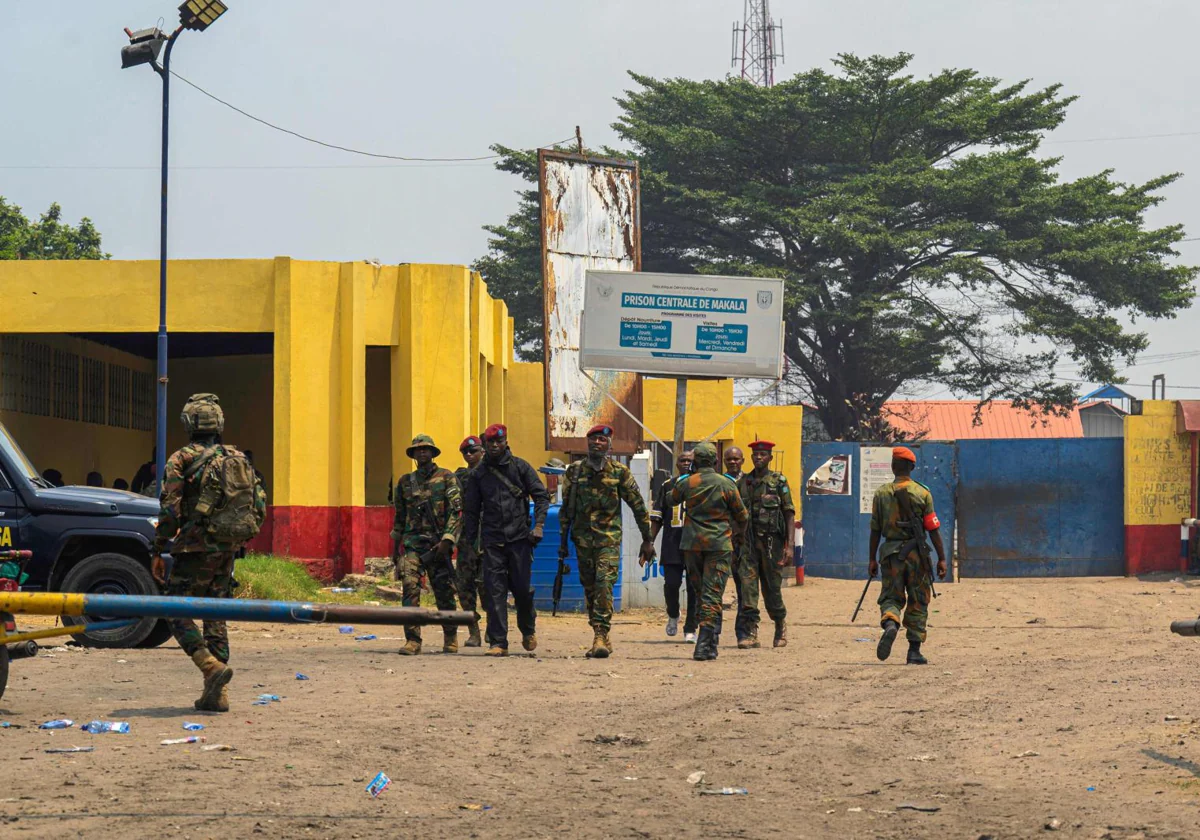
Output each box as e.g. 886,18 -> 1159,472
539,150 -> 642,454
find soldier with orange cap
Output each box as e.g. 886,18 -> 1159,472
867,446 -> 947,665
735,439 -> 796,649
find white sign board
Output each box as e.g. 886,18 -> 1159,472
860,447 -> 894,514
579,270 -> 784,379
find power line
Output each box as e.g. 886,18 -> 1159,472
170,70 -> 575,162
1045,129 -> 1200,145
0,162 -> 497,171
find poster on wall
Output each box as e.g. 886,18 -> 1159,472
859,447 -> 894,514
805,454 -> 851,496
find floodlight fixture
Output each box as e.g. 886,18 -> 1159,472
179,0 -> 228,31
120,27 -> 167,69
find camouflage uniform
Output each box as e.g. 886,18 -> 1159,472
870,478 -> 937,643
736,469 -> 795,632
392,461 -> 462,645
454,465 -> 487,624
669,444 -> 748,642
153,440 -> 267,664
561,458 -> 652,635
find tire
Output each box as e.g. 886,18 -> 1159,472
136,619 -> 174,649
0,644 -> 9,703
61,552 -> 159,648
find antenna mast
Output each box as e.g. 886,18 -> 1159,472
731,0 -> 784,87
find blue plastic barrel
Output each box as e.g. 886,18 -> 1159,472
529,503 -> 622,613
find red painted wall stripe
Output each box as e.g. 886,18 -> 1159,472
245,505 -> 396,582
1125,524 -> 1184,576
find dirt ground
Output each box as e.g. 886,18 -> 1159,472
3,576 -> 1200,839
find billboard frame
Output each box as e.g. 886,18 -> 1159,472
539,149 -> 644,455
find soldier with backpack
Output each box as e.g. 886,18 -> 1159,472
151,393 -> 266,712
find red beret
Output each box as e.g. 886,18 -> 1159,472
749,440 -> 775,451
893,446 -> 917,463
482,424 -> 507,441
460,436 -> 482,452
587,424 -> 614,438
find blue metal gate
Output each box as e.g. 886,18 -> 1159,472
956,438 -> 1124,577
802,442 -> 957,581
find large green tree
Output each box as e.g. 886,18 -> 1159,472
0,198 -> 108,260
474,54 -> 1195,440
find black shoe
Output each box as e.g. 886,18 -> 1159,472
906,642 -> 927,665
693,627 -> 717,661
877,620 -> 899,661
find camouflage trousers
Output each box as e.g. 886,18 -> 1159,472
455,542 -> 488,624
683,549 -> 732,634
399,549 -> 459,643
736,533 -> 787,634
878,549 -> 932,643
575,544 -> 620,633
166,550 -> 235,662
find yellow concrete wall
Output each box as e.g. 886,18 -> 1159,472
643,378 -> 736,443
0,259 -> 274,334
0,335 -> 154,487
508,362 -> 566,469
169,353 -> 274,499
732,404 -> 804,514
1124,400 -> 1191,525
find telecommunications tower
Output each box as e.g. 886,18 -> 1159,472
732,0 -> 784,87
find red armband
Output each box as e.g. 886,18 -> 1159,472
923,511 -> 940,531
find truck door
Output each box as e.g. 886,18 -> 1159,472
0,466 -> 22,553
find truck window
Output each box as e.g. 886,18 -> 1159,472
0,422 -> 39,483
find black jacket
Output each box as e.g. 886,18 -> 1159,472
462,450 -> 550,547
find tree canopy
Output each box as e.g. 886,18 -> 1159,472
474,54 -> 1195,440
0,198 -> 108,260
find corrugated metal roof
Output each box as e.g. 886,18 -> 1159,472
881,400 -> 1084,440
1177,400 -> 1200,433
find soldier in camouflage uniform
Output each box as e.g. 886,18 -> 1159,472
454,435 -> 487,647
152,393 -> 266,712
560,424 -> 655,658
669,442 -> 748,661
392,435 -> 463,655
868,446 -> 947,665
736,439 -> 796,649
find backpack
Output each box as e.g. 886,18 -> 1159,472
186,446 -> 261,545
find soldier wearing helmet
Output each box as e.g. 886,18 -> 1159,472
152,393 -> 266,712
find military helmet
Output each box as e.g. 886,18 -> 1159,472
406,434 -> 441,458
693,442 -> 718,468
181,393 -> 224,434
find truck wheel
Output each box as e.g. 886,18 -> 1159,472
136,619 -> 175,648
61,552 -> 158,648
0,644 -> 8,703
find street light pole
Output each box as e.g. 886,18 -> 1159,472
152,26 -> 183,498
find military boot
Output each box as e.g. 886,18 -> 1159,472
773,618 -> 788,648
877,619 -> 899,662
485,645 -> 508,657
906,641 -> 928,665
738,622 -> 760,649
692,627 -> 717,661
602,631 -> 613,655
586,631 -> 609,659
464,622 -> 482,648
191,649 -> 233,712
442,627 -> 459,654
398,639 -> 422,656
214,684 -> 230,713
522,633 -> 538,653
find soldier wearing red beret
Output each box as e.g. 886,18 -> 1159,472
735,439 -> 796,649
867,446 -> 947,665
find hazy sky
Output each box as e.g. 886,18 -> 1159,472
3,0 -> 1199,397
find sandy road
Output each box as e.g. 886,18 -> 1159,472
3,575 -> 1200,839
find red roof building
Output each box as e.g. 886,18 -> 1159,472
881,400 -> 1084,440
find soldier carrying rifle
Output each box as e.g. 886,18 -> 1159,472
867,446 -> 947,665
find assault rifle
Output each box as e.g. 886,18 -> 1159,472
851,572 -> 874,623
419,496 -> 456,580
896,488 -> 938,599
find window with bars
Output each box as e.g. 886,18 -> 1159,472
0,337 -> 19,411
131,371 -> 153,431
82,357 -> 105,424
20,341 -> 51,417
108,365 -> 131,428
53,349 -> 80,421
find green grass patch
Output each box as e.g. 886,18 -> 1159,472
234,553 -> 385,605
